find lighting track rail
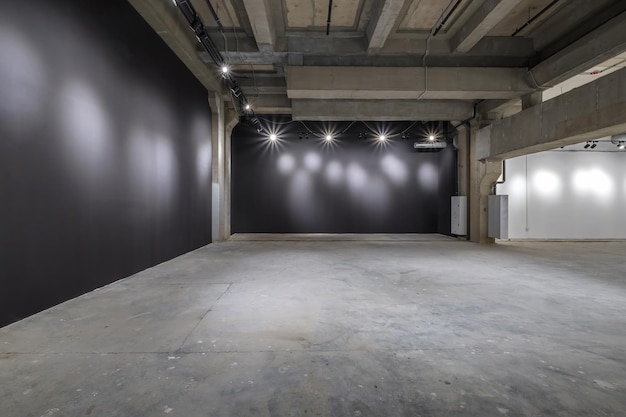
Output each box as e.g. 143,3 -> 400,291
172,0 -> 263,132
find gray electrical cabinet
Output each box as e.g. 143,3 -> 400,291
451,196 -> 467,235
488,195 -> 509,239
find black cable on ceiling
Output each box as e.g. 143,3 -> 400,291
326,0 -> 333,36
432,0 -> 464,37
205,0 -> 224,32
511,0 -> 561,37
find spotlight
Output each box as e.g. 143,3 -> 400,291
221,65 -> 230,75
379,134 -> 387,142
244,103 -> 251,111
584,142 -> 591,149
428,134 -> 436,141
269,134 -> 277,141
590,141 -> 597,149
619,141 -> 625,150
230,86 -> 242,97
325,134 -> 332,141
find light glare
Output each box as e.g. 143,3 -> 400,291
533,170 -> 561,197
277,154 -> 296,175
269,133 -> 277,141
304,152 -> 322,172
572,168 -> 614,199
379,135 -> 386,142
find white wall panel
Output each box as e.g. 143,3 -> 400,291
498,150 -> 626,239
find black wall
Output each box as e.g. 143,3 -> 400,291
0,0 -> 213,326
232,119 -> 456,233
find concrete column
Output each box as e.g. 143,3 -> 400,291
454,123 -> 470,240
209,90 -> 240,242
209,92 -> 225,242
223,110 -> 239,239
455,123 -> 470,197
468,122 -> 503,243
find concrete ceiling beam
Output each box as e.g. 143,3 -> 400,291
476,98 -> 518,115
450,0 -> 524,53
215,51 -> 285,65
237,77 -> 286,87
291,99 -> 475,121
241,0 -> 276,52
246,95 -> 292,114
127,0 -> 221,92
531,11 -> 626,87
242,86 -> 287,95
287,66 -> 534,100
477,67 -> 626,161
213,35 -> 532,64
366,0 -> 410,53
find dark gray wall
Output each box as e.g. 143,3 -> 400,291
232,120 -> 456,233
0,0 -> 213,326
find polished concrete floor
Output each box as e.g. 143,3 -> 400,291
1,236 -> 625,416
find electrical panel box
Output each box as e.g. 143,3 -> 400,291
451,196 -> 467,235
488,195 -> 509,239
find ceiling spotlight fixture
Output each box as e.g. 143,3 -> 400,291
428,134 -> 436,141
172,0 -> 258,132
269,134 -> 277,141
584,142 -> 591,149
379,134 -> 387,142
619,141 -> 625,150
325,134 -> 333,141
590,141 -> 597,149
244,103 -> 251,111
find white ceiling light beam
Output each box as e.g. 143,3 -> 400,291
451,0 -> 523,53
366,0 -> 409,53
242,0 -> 275,52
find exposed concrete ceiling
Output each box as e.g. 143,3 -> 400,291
129,0 -> 626,122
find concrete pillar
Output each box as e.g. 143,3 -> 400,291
223,110 -> 238,239
454,123 -> 470,239
455,123 -> 470,197
209,93 -> 239,242
468,122 -> 503,243
209,92 -> 225,242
